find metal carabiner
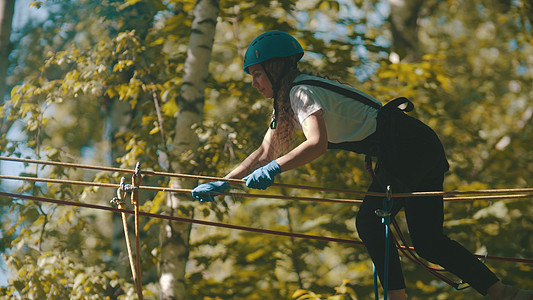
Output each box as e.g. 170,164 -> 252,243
386,185 -> 392,203
375,185 -> 393,218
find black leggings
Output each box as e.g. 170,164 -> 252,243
356,174 -> 499,295
354,110 -> 500,295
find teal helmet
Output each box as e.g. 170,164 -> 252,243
243,31 -> 304,74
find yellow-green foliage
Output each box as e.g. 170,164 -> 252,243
1,0 -> 531,299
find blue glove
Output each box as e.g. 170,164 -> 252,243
243,160 -> 281,190
191,181 -> 230,202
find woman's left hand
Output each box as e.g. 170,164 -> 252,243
243,160 -> 281,190
191,181 -> 230,202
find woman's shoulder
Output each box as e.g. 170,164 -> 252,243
293,73 -> 332,84
292,73 -> 358,91
291,73 -> 381,106
290,74 -> 333,94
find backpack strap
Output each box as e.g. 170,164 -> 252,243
294,79 -> 415,113
382,96 -> 414,112
293,79 -> 382,110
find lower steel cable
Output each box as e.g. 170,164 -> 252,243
1,191 -> 531,264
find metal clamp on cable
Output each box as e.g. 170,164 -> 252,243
110,197 -> 125,207
134,162 -> 141,177
120,176 -> 139,193
131,162 -> 142,206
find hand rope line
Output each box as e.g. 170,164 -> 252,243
1,191 -> 532,265
131,163 -> 143,300
2,156 -> 533,198
0,156 -> 364,195
1,174 -> 532,204
0,174 -> 363,204
109,178 -> 139,298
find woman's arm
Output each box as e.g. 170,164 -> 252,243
275,109 -> 328,172
226,109 -> 327,180
225,128 -> 276,179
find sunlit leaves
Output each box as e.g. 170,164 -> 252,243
2,0 -> 532,299
2,251 -> 124,298
372,53 -> 453,102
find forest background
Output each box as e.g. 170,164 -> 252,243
0,0 -> 531,299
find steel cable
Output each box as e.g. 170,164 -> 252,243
2,174 -> 532,203
1,191 -> 531,265
2,156 -> 533,198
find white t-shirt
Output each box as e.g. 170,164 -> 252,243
289,74 -> 382,143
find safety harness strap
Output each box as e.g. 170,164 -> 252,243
293,79 -> 415,114
293,79 -> 382,110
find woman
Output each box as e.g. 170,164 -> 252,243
192,31 -> 531,300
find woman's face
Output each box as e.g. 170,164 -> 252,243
249,64 -> 273,99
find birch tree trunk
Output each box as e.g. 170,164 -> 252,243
0,0 -> 14,101
0,0 -> 14,146
159,0 -> 220,299
0,0 -> 14,173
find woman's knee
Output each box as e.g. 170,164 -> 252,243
411,236 -> 449,263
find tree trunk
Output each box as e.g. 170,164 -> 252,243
0,0 -> 14,173
0,0 -> 14,101
387,0 -> 424,61
159,0 -> 220,299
